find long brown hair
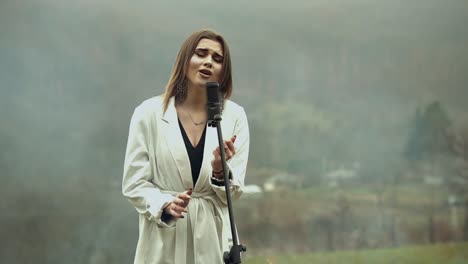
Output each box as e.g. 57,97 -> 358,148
162,29 -> 233,113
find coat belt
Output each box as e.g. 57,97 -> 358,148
161,189 -> 224,264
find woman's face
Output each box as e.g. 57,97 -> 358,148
186,38 -> 224,88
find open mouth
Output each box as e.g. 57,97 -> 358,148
199,69 -> 212,77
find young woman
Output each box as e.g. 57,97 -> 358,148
122,29 -> 250,264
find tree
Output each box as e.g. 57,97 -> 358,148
404,101 -> 454,244
405,101 -> 452,162
446,124 -> 468,241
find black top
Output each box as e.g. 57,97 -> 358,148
178,118 -> 207,186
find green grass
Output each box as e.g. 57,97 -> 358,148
244,242 -> 468,264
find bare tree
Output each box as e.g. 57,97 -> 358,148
446,125 -> 468,241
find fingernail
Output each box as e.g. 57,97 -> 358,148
181,216 -> 185,218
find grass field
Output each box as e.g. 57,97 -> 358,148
243,242 -> 468,264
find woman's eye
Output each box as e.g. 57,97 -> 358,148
195,50 -> 206,56
214,56 -> 223,63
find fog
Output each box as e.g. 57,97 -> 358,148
1,0 -> 467,263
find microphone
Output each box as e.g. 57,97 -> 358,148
206,82 -> 221,125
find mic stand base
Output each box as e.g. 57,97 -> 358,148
223,245 -> 247,264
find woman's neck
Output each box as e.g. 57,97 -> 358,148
179,83 -> 207,112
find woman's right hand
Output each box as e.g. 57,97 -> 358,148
163,189 -> 192,219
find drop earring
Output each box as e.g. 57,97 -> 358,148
175,79 -> 188,104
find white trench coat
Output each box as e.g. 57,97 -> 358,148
122,96 -> 249,264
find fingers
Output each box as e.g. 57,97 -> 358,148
216,146 -> 233,158
173,197 -> 186,207
167,203 -> 187,218
177,190 -> 192,199
214,140 -> 236,159
211,136 -> 237,172
166,189 -> 193,219
225,140 -> 235,155
177,191 -> 192,207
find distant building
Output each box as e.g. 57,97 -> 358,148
323,167 -> 357,187
263,172 -> 303,191
241,185 -> 263,198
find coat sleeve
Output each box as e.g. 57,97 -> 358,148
210,106 -> 250,205
122,105 -> 176,227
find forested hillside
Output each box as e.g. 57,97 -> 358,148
1,0 -> 467,262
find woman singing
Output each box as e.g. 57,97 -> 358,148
122,29 -> 250,264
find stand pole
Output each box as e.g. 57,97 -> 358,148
209,115 -> 246,264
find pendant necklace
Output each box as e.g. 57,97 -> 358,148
187,112 -> 206,126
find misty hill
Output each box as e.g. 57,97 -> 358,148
0,0 -> 467,186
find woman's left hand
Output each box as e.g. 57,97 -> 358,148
211,135 -> 236,177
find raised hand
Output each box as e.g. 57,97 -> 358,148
211,135 -> 236,178
163,189 -> 192,219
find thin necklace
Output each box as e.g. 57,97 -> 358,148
186,111 -> 206,126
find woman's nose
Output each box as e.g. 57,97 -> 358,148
203,56 -> 213,67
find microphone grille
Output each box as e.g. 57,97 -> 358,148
206,82 -> 220,103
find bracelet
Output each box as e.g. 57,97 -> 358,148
212,170 -> 224,181
211,176 -> 226,186
213,169 -> 223,174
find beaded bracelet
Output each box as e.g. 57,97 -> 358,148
211,175 -> 225,186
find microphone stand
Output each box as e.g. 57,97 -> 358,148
208,115 -> 246,264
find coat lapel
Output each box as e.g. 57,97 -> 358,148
194,125 -> 219,191
160,98 -> 230,191
161,98 -> 193,189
